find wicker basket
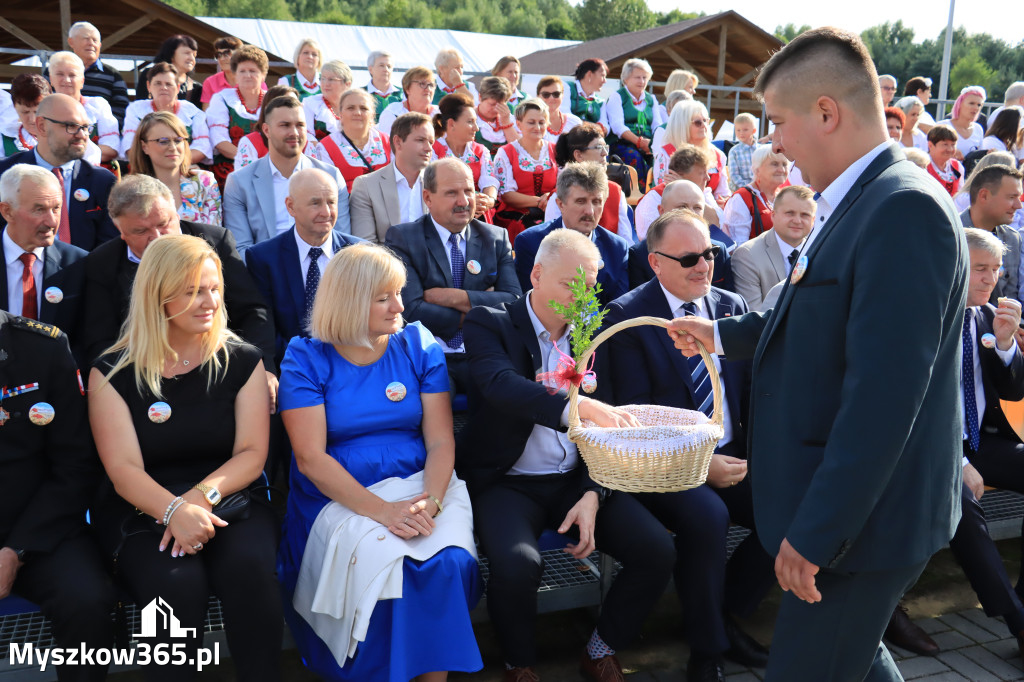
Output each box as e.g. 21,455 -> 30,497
567,315 -> 724,493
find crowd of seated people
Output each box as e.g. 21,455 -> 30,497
4,22 -> 1024,682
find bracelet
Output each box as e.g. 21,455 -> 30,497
162,496 -> 184,525
427,494 -> 443,517
495,121 -> 515,131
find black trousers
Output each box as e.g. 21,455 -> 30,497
13,532 -> 117,682
445,353 -> 471,398
114,502 -> 283,681
473,471 -> 676,667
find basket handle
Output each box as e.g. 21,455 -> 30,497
567,315 -> 723,430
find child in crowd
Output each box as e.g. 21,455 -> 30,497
926,124 -> 964,197
727,112 -> 759,191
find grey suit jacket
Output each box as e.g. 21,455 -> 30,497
960,207 -> 1021,302
222,155 -> 351,259
731,228 -> 790,312
349,162 -> 426,243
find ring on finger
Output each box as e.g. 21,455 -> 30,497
192,543 -> 203,550
402,516 -> 409,523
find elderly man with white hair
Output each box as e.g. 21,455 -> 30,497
433,47 -> 480,105
721,145 -> 790,246
66,21 -> 129,127
47,51 -> 120,163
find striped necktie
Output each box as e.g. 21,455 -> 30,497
681,301 -> 713,417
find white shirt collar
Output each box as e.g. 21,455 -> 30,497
393,161 -> 422,189
270,154 -> 311,181
3,228 -> 44,266
431,216 -> 469,247
659,283 -> 704,318
773,231 -> 803,260
815,140 -> 893,218
297,70 -> 319,86
293,227 -> 333,261
525,291 -> 572,346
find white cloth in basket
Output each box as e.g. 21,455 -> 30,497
292,471 -> 476,664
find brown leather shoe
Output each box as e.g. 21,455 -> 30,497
504,666 -> 539,682
579,648 -> 626,682
884,602 -> 939,656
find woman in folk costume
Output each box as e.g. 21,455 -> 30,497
363,50 -> 402,118
653,99 -> 730,204
312,89 -> 391,193
122,62 -> 212,165
562,58 -> 608,132
492,98 -> 558,242
603,58 -> 665,192
377,66 -> 440,138
474,76 -> 519,155
207,45 -> 271,190
432,92 -> 498,222
303,60 -> 354,143
277,38 -> 324,101
492,55 -> 527,112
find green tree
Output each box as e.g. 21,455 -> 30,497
950,47 -> 997,95
774,23 -> 810,44
308,7 -> 357,24
657,9 -> 702,26
577,0 -> 654,41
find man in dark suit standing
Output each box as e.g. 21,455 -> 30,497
0,309 -> 116,682
247,168 -> 363,368
513,162 -> 629,308
670,28 -> 967,679
80,175 -> 277,402
386,158 -> 521,393
460,229 -> 675,682
603,209 -> 773,681
0,94 -> 117,251
0,165 -> 87,340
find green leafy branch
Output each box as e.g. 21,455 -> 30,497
548,266 -> 607,361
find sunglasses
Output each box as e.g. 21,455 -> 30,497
539,91 -> 562,99
215,50 -> 233,58
655,246 -> 720,268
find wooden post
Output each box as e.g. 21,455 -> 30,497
60,0 -> 71,49
717,26 -> 727,86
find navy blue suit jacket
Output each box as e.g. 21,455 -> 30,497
246,228 -> 363,367
513,219 -> 629,308
0,236 -> 87,340
601,280 -> 750,455
385,215 -> 521,339
0,152 -> 117,251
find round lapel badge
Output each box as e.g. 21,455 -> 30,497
29,402 -> 55,425
44,286 -> 63,304
597,258 -> 605,270
73,188 -> 90,202
466,259 -> 481,275
790,255 -> 808,284
385,382 -> 407,402
981,333 -> 997,349
148,401 -> 172,423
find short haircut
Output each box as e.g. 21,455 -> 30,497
734,112 -> 757,127
423,157 -> 470,192
108,173 -> 174,220
647,208 -> 709,253
536,75 -> 563,94
894,96 -> 924,117
433,92 -> 474,139
288,167 -> 337,197
255,85 -> 299,144
664,90 -> 692,114
774,184 -> 816,207
491,56 -> 521,85
573,58 -> 607,82
534,226 -> 600,269
0,164 -> 60,208
434,47 -> 462,70
146,61 -> 179,83
230,45 -> 269,75
339,88 -> 376,124
321,59 -> 353,84
750,144 -> 786,173
753,27 -> 881,119
964,227 -> 1007,258
668,144 -> 710,176
554,122 -> 603,166
665,69 -> 698,93
10,73 -> 51,107
927,124 -> 957,145
214,36 -> 242,52
68,22 -> 99,39
390,111 -> 432,149
969,164 -> 1023,204
129,111 -> 193,179
263,92 -> 303,125
310,243 -> 406,347
556,161 -> 608,202
620,58 -> 653,82
878,74 -> 897,87
292,38 -> 323,70
47,51 -> 84,77
904,76 -> 931,96
903,148 -> 929,168
514,98 -> 547,123
957,151 -> 1017,202
401,66 -> 434,95
366,50 -> 392,69
952,86 -> 986,120
884,106 -> 906,127
154,35 -> 198,68
477,76 -> 511,103
1006,82 -> 1024,105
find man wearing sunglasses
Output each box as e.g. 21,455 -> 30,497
0,94 -> 117,251
601,208 -> 773,681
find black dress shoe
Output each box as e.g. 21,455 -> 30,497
884,602 -> 939,656
723,614 -> 770,668
686,655 -> 725,682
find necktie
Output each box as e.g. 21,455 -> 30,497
787,249 -> 800,272
19,252 -> 38,320
446,233 -> 465,349
52,167 -> 71,244
681,301 -> 713,417
304,247 -> 323,328
962,308 -> 980,452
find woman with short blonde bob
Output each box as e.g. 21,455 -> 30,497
278,37 -> 324,100
278,243 -> 481,681
89,234 -> 281,682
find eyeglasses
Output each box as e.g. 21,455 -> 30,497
411,80 -> 436,90
583,144 -> 609,154
42,117 -> 90,136
215,50 -> 233,58
322,77 -> 348,85
654,246 -> 720,268
691,118 -> 710,127
539,91 -> 562,99
145,136 -> 187,148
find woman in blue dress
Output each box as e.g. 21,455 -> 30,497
278,243 -> 482,682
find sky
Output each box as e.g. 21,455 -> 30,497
644,0 -> 1024,47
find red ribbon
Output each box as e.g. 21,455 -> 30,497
536,346 -> 596,394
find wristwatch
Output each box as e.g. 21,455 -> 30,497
193,483 -> 222,506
